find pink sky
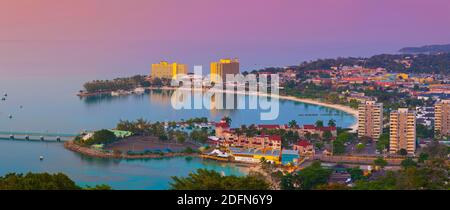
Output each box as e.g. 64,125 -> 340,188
1,0 -> 450,77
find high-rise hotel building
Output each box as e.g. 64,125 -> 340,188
210,58 -> 240,83
151,61 -> 188,79
389,108 -> 416,155
358,101 -> 383,140
435,100 -> 450,137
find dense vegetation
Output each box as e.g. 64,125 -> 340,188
82,75 -> 151,93
289,53 -> 450,74
170,169 -> 271,190
353,158 -> 449,190
400,44 -> 450,54
0,172 -> 111,190
79,129 -> 117,146
278,161 -> 332,190
247,52 -> 450,75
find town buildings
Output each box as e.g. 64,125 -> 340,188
435,100 -> 450,137
389,108 -> 416,155
151,61 -> 188,79
358,101 -> 383,140
210,58 -> 240,83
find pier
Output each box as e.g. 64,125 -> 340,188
0,131 -> 77,142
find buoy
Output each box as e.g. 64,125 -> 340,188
40,136 -> 44,141
39,156 -> 44,161
56,136 -> 61,142
9,135 -> 14,139
8,115 -> 12,119
25,135 -> 30,140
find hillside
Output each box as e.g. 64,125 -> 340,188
400,44 -> 450,54
285,53 -> 450,74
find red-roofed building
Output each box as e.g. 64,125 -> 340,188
215,120 -> 230,139
257,124 -> 281,130
342,77 -> 365,84
300,125 -> 337,139
293,140 -> 315,156
374,81 -> 395,88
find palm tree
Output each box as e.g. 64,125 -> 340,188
288,120 -> 298,128
315,120 -> 324,128
328,119 -> 336,127
222,116 -> 232,125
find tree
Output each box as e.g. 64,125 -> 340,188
376,133 -> 389,152
170,169 -> 270,190
315,120 -> 324,128
328,119 -> 336,127
190,130 -> 208,143
336,131 -> 354,143
322,130 -> 332,141
355,143 -> 365,153
176,133 -> 186,144
422,140 -> 448,159
288,120 -> 298,128
0,172 -> 111,190
84,129 -> 117,145
373,157 -> 388,169
399,148 -> 408,156
400,158 -> 417,169
348,99 -> 359,109
347,167 -> 366,181
332,139 -> 346,155
418,153 -> 429,163
416,124 -> 434,139
152,77 -> 163,86
294,161 -> 332,190
222,116 -> 232,126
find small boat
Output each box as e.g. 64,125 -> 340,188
25,135 -> 30,140
39,156 -> 44,161
8,115 -> 12,119
40,136 -> 44,141
1,98 -> 5,101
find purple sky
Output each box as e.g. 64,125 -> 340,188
1,0 -> 450,77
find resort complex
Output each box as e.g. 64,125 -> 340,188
151,61 -> 188,79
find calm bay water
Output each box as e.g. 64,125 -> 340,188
0,76 -> 355,189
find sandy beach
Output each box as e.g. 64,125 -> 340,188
147,86 -> 359,132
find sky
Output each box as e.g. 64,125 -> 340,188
1,0 -> 450,78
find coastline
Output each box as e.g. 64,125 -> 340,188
146,86 -> 359,132
64,141 -> 198,160
65,140 -> 259,175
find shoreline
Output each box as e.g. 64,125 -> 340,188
65,140 -> 259,175
147,86 -> 359,132
80,86 -> 358,131
64,141 -> 198,160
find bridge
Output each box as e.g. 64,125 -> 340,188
0,131 -> 78,142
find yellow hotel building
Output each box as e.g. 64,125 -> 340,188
435,100 -> 450,137
210,58 -> 240,83
389,108 -> 416,155
151,61 -> 188,79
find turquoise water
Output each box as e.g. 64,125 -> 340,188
0,76 -> 355,189
0,140 -> 245,190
